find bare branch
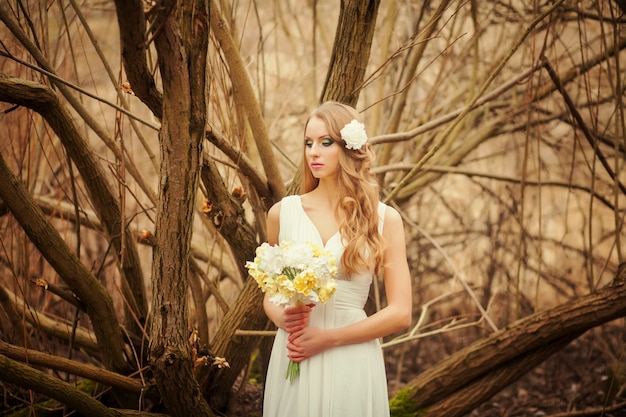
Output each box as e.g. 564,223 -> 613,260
209,0 -> 286,202
0,3 -> 157,206
205,126 -> 272,203
112,0 -> 164,119
0,285 -> 100,354
544,59 -> 626,195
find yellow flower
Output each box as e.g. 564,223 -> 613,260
329,258 -> 337,275
308,242 -> 321,257
245,262 -> 262,281
294,270 -> 318,296
318,281 -> 337,303
276,274 -> 295,299
261,275 -> 278,295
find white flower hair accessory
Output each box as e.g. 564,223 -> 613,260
340,119 -> 368,150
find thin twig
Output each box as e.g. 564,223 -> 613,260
384,0 -> 567,203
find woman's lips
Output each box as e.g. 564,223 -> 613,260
311,162 -> 323,169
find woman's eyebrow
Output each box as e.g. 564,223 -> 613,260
304,134 -> 332,140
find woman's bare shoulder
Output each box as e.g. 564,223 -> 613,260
383,204 -> 401,219
382,204 -> 404,232
268,200 -> 282,219
266,200 -> 283,245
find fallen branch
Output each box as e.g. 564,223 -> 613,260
0,341 -> 144,394
0,353 -> 166,417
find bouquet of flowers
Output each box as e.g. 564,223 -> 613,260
246,241 -> 338,382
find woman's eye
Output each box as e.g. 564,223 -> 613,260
305,140 -> 313,147
322,139 -> 334,146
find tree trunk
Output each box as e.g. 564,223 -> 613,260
0,340 -> 143,394
320,0 -> 381,106
147,1 -> 214,415
0,353 -> 169,417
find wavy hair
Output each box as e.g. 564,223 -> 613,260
300,101 -> 385,276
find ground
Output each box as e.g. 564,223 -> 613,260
228,330 -> 626,417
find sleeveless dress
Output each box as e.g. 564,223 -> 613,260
263,195 -> 390,417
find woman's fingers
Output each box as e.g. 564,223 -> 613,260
284,304 -> 312,316
284,315 -> 308,333
285,322 -> 306,333
286,339 -> 308,362
286,327 -> 325,362
283,305 -> 320,362
283,304 -> 312,333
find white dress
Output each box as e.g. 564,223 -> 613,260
263,195 -> 390,417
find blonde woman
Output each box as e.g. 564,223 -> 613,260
262,101 -> 412,417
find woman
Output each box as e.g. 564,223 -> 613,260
262,101 -> 412,417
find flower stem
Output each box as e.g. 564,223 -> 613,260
286,360 -> 300,383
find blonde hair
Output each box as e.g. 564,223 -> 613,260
300,101 -> 385,276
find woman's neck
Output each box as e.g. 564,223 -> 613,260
311,179 -> 339,206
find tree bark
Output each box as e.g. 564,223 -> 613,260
320,0 -> 381,106
113,0 -> 164,120
424,333 -> 580,417
0,340 -> 143,394
406,263 -> 626,416
199,160 -> 259,278
147,1 -> 214,415
195,159 -> 265,411
0,354 -> 120,417
195,159 -> 277,410
0,353 -> 168,417
200,274 -> 268,412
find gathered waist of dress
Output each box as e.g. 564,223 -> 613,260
333,279 -> 371,310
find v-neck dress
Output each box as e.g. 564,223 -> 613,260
262,195 -> 390,417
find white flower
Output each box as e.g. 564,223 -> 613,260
246,240 -> 337,307
340,119 -> 368,150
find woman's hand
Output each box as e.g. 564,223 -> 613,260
263,295 -> 314,333
286,326 -> 330,362
282,304 -> 313,334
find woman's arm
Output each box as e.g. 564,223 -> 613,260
287,206 -> 412,361
262,201 -> 313,334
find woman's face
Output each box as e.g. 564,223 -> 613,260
304,116 -> 341,180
